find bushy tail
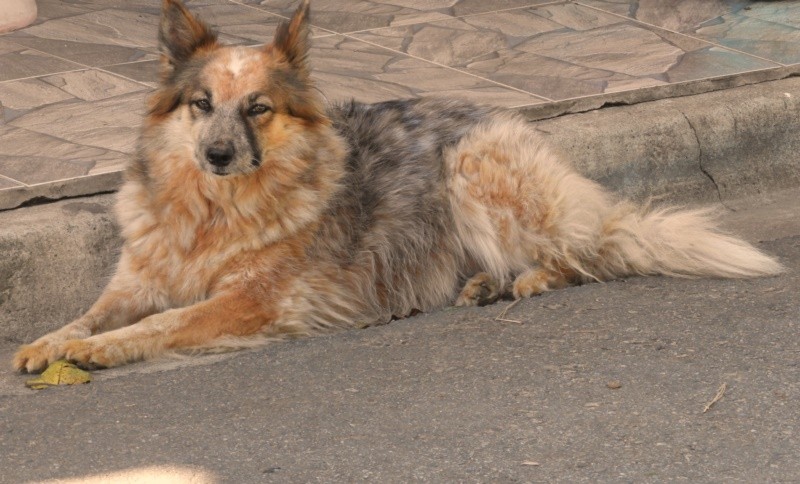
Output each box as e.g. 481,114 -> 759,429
593,204 -> 784,280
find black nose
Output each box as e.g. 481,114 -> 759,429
206,143 -> 235,167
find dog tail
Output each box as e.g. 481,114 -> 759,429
590,203 -> 784,280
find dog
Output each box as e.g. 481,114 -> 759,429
13,0 -> 783,372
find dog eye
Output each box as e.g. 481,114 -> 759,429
192,99 -> 212,112
247,104 -> 271,116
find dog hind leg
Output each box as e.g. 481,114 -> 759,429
455,272 -> 507,307
511,265 -> 579,299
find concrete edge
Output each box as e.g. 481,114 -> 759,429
2,77 -> 800,342
0,172 -> 122,212
520,65 -> 800,122
537,76 -> 800,204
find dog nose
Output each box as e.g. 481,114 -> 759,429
206,143 -> 235,167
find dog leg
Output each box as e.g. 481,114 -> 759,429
13,282 -> 161,373
512,266 -> 574,299
455,272 -> 505,307
60,290 -> 274,369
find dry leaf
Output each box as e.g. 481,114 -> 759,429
26,359 -> 92,390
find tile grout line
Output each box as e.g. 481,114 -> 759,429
94,66 -> 157,90
226,0 -> 291,20
574,1 -> 789,67
0,62 -> 156,95
337,33 -> 554,102
0,36 -> 97,77
226,0 -> 566,36
225,0 -> 353,37
0,67 -> 92,85
0,173 -> 29,188
0,43 -> 158,90
24,171 -> 123,189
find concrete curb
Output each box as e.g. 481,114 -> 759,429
536,76 -> 800,205
3,77 -> 800,342
1,197 -> 120,343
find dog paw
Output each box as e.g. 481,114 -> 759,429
512,272 -> 548,299
13,341 -> 64,373
63,339 -> 123,370
456,272 -> 502,307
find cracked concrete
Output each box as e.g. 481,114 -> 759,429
521,65 -> 800,122
678,111 -> 729,209
539,76 -> 800,204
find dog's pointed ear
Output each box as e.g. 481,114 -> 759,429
158,0 -> 217,70
272,0 -> 311,74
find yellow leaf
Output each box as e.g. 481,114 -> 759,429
25,359 -> 92,390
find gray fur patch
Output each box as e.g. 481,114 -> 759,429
312,98 -> 500,317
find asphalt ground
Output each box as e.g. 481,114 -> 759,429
1,189 -> 798,483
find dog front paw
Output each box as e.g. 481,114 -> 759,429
13,324 -> 92,373
63,338 -> 126,370
13,341 -> 64,373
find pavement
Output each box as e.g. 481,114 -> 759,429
1,188 -> 799,483
2,0 -> 800,482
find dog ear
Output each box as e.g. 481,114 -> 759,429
158,0 -> 217,70
272,0 -> 311,75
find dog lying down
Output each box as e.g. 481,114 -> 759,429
13,0 -> 783,372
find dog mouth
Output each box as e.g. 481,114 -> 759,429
203,158 -> 261,177
210,167 -> 230,177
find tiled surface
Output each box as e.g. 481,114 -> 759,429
352,3 -> 781,99
241,0 -> 557,32
1,0 -> 800,210
312,35 -> 543,105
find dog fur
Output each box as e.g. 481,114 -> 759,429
13,0 -> 783,372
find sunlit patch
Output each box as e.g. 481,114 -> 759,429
38,465 -> 217,484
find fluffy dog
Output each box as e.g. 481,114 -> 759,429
13,0 -> 783,372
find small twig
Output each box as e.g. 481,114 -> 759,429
495,299 -> 522,324
703,382 -> 727,413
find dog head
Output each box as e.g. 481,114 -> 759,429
149,0 -> 324,177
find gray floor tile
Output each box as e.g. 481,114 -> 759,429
353,3 -> 779,100
0,125 -> 129,186
241,0 -> 556,33
581,0 -> 800,65
8,33 -> 157,67
17,9 -> 162,49
311,36 -> 544,106
0,38 -> 84,82
101,60 -> 160,88
190,3 -> 333,43
694,12 -> 800,64
577,0 -> 744,29
0,69 -> 149,121
40,69 -> 149,101
33,0 -> 99,24
9,91 -> 148,154
0,77 -> 75,113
